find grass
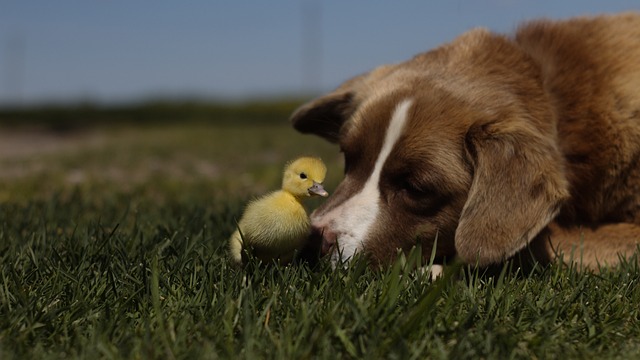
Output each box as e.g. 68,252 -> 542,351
1,119 -> 640,359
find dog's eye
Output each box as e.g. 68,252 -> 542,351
300,173 -> 307,179
399,179 -> 427,197
402,182 -> 421,194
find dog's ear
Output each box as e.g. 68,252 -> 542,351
290,90 -> 354,143
455,120 -> 569,266
291,65 -> 397,142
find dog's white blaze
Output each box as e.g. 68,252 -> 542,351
327,99 -> 413,264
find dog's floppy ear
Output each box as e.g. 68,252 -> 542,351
291,65 -> 397,142
290,90 -> 354,143
455,120 -> 569,266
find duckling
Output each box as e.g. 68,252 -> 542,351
229,157 -> 328,265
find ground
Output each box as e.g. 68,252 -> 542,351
1,120 -> 639,359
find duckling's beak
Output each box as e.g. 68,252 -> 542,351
308,181 -> 328,197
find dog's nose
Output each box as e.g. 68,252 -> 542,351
321,228 -> 337,256
311,225 -> 337,256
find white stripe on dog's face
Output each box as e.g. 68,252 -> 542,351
317,99 -> 413,264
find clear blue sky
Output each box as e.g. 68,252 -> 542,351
0,1 -> 637,104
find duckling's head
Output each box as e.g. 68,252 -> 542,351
282,157 -> 328,198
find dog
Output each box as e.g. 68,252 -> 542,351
290,12 -> 640,271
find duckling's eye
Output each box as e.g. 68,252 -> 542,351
299,173 -> 307,179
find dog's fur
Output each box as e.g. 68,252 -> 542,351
291,13 -> 640,270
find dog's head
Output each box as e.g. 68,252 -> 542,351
292,30 -> 569,267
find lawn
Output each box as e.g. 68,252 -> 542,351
1,118 -> 639,359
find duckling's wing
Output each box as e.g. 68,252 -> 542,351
238,191 -> 310,250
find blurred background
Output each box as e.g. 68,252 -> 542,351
1,1 -> 638,202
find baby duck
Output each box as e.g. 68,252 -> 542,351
229,157 -> 328,265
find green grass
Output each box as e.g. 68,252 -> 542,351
1,121 -> 640,359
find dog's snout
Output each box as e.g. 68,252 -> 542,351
310,223 -> 337,256
320,228 -> 337,256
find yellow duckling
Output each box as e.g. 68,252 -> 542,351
229,157 -> 328,265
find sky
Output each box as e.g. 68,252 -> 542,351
0,1 -> 638,105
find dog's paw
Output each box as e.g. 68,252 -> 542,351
429,264 -> 444,280
417,264 -> 444,281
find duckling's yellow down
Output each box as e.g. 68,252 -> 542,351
229,157 -> 328,265
229,191 -> 310,264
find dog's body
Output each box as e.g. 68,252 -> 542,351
291,13 -> 640,270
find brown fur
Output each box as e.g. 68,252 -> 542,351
291,13 -> 640,270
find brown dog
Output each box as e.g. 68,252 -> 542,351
291,12 -> 640,270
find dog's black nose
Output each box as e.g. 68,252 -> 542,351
296,225 -> 325,265
310,225 -> 336,256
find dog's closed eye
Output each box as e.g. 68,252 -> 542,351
387,172 -> 432,197
400,179 -> 429,197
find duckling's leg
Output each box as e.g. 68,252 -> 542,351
229,230 -> 244,265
